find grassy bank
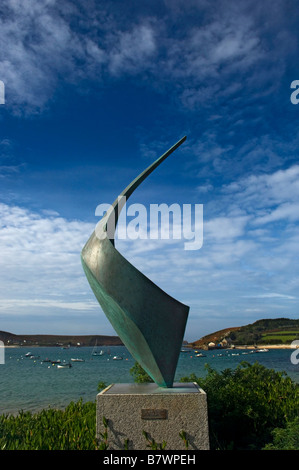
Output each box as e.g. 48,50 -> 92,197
0,400 -> 98,450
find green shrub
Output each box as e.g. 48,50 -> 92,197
130,361 -> 153,383
97,381 -> 108,392
0,399 -> 98,450
263,416 -> 299,450
180,361 -> 299,450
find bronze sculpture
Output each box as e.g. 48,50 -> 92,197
81,136 -> 189,387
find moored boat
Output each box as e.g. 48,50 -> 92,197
57,362 -> 72,369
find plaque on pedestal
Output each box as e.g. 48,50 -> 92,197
97,382 -> 210,450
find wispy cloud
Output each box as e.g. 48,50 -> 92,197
0,1 -> 158,113
108,24 -> 156,76
0,298 -> 98,312
221,165 -> 299,229
244,293 -> 296,300
0,0 -> 296,114
0,202 -> 94,314
0,138 -> 23,177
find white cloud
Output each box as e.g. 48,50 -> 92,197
108,24 -> 156,76
0,2 -> 157,112
196,184 -> 213,194
254,202 -> 299,225
0,298 -> 98,312
0,0 -> 292,113
204,215 -> 250,241
222,164 -> 299,211
0,202 -> 94,309
244,293 -> 296,300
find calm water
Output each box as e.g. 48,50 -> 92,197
0,346 -> 298,415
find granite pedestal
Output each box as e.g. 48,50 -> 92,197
97,382 -> 209,450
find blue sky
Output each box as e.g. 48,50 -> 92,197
0,0 -> 298,341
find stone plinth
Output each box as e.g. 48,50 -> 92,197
96,382 -> 209,450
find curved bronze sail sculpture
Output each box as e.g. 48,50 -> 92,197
81,136 -> 189,387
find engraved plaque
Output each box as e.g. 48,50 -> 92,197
141,409 -> 168,420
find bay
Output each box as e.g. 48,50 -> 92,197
0,346 -> 298,415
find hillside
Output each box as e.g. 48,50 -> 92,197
189,326 -> 241,350
0,331 -> 123,347
1,317 -> 298,349
189,318 -> 299,350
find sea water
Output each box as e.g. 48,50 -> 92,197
0,346 -> 298,414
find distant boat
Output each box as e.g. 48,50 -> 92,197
112,356 -> 123,360
256,348 -> 269,352
70,358 -> 85,362
41,358 -> 61,364
195,353 -> 206,357
57,362 -> 72,369
92,340 -> 103,356
92,350 -> 104,356
25,352 -> 33,357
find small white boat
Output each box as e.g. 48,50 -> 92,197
71,358 -> 85,362
256,348 -> 269,352
91,340 -> 104,356
92,351 -> 104,356
112,356 -> 123,360
57,363 -> 72,369
195,353 -> 206,357
25,352 -> 33,357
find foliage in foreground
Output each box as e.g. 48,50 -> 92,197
129,361 -> 153,383
0,400 -> 97,450
180,361 -> 299,450
0,362 -> 298,450
263,416 -> 299,450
